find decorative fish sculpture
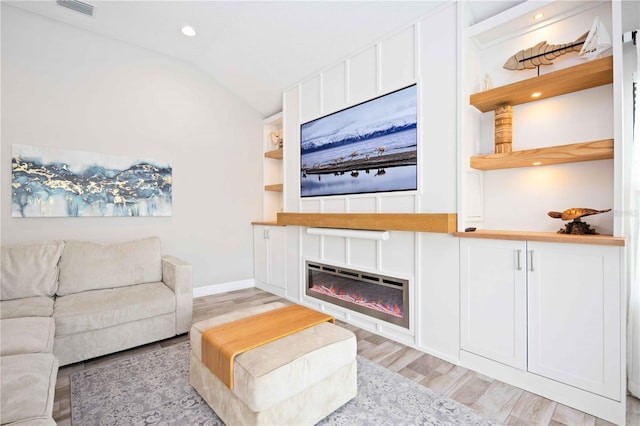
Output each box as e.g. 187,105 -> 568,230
547,207 -> 611,221
503,32 -> 588,70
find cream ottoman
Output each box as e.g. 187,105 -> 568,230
189,302 -> 357,426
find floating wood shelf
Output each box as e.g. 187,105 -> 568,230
264,184 -> 283,192
453,229 -> 624,247
470,56 -> 613,112
470,139 -> 613,170
277,213 -> 457,234
264,148 -> 283,160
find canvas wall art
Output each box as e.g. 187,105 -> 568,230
12,144 -> 172,217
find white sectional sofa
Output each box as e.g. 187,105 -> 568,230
0,236 -> 192,425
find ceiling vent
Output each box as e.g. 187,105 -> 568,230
56,0 -> 94,16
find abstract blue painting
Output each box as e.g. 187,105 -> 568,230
11,144 -> 172,217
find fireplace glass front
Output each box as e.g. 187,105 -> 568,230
305,261 -> 409,328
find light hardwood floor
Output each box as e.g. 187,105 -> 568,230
54,287 -> 640,425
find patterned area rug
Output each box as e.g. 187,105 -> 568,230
71,342 -> 496,425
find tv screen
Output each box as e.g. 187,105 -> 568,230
300,84 -> 417,198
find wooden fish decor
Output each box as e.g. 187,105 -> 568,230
547,207 -> 611,235
503,32 -> 588,71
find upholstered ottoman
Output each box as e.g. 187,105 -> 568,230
189,302 -> 357,425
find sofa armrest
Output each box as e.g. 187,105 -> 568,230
162,255 -> 193,334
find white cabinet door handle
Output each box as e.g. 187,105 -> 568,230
516,250 -> 522,270
264,229 -> 269,239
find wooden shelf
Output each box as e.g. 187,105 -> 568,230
453,229 -> 624,247
470,139 -> 613,170
469,56 -> 613,112
277,213 -> 457,234
264,184 -> 283,192
264,148 -> 283,160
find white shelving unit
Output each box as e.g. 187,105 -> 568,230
456,1 -> 629,423
253,112 -> 287,297
458,0 -> 619,236
261,112 -> 283,223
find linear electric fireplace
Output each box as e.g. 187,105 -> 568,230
305,261 -> 409,328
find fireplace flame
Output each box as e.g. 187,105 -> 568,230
310,285 -> 403,318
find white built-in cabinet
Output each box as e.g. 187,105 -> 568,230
457,2 -> 630,422
460,239 -> 527,370
253,225 -> 286,296
527,241 -> 621,400
461,237 -> 622,400
252,112 -> 286,295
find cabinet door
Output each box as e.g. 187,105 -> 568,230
253,226 -> 269,284
267,226 -> 286,289
527,242 -> 621,400
460,239 -> 527,370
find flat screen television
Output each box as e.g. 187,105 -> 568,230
300,84 -> 417,198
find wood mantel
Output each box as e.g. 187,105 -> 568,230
277,213 -> 457,233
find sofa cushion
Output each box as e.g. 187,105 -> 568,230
0,241 -> 64,300
54,282 -> 175,335
0,317 -> 55,356
57,237 -> 162,296
0,353 -> 58,425
0,297 -> 54,319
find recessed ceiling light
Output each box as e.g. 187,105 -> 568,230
532,161 -> 542,166
533,12 -> 544,20
181,26 -> 197,37
531,92 -> 542,98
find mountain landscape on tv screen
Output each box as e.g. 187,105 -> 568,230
301,85 -> 417,197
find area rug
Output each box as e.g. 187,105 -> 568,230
71,342 -> 496,425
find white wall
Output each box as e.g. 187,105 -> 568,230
282,3 -> 460,361
1,5 -> 264,289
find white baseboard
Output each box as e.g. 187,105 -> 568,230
192,279 -> 255,298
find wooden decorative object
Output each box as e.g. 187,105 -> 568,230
503,32 -> 587,71
494,105 -> 513,153
270,129 -> 283,148
547,207 -> 611,235
557,219 -> 599,235
547,207 -> 611,221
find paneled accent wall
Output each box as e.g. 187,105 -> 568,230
282,3 -> 460,361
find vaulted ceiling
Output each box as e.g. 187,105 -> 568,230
6,1 -> 523,116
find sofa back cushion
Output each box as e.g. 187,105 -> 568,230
57,237 -> 162,296
1,241 -> 64,300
